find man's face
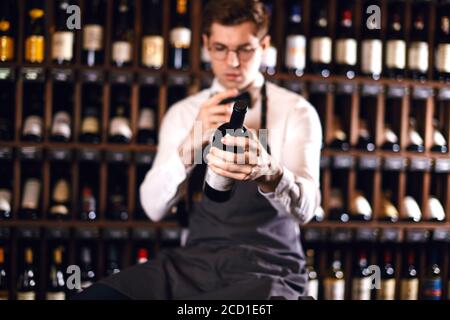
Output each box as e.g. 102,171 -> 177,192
203,22 -> 269,90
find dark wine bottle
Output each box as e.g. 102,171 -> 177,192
105,244 -> 121,276
16,247 -> 37,300
435,1 -> 450,82
0,87 -> 14,141
385,1 -> 406,79
0,160 -> 12,220
79,185 -> 97,221
25,0 -> 45,64
0,246 -> 8,300
351,249 -> 371,300
78,246 -> 96,292
260,1 -> 277,76
108,165 -> 129,221
19,163 -> 42,220
323,250 -> 345,300
22,91 -> 43,142
360,0 -> 382,80
400,249 -> 419,300
48,164 -> 71,220
0,0 -> 14,62
204,100 -> 248,202
79,87 -> 102,144
408,2 -> 429,81
422,248 -> 442,300
284,1 -> 306,77
141,0 -> 164,69
52,0 -> 74,65
45,246 -> 66,300
109,92 -> 132,144
112,0 -> 133,67
82,0 -> 104,66
309,1 -> 332,77
377,249 -> 396,300
50,100 -> 72,143
334,1 -> 357,79
169,0 -> 191,70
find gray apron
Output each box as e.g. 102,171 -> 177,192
100,82 -> 307,299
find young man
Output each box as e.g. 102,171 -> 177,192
75,0 -> 322,300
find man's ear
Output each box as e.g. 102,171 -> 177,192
260,35 -> 271,50
202,34 -> 209,49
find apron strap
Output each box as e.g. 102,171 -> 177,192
259,82 -> 271,155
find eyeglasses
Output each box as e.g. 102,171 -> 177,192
208,42 -> 262,62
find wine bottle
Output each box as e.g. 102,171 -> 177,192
0,160 -> 12,220
329,117 -> 350,151
323,250 -> 345,300
204,100 -> 249,202
108,165 -> 129,221
377,249 -> 396,300
19,163 -> 41,220
136,248 -> 149,264
16,247 -> 37,300
0,246 -> 8,300
78,246 -> 96,292
381,124 -> 401,152
0,88 -> 14,141
105,245 -> 121,276
435,1 -> 450,82
0,0 -> 14,62
112,0 -> 133,67
360,0 -> 382,79
22,91 -> 43,142
169,0 -> 191,70
400,249 -> 419,300
328,188 -> 349,222
141,0 -> 164,69
403,195 -> 422,222
406,118 -> 425,152
48,165 -> 71,220
422,248 -> 442,300
46,247 -> 66,300
25,0 -> 45,64
385,1 -> 406,79
109,92 -> 132,144
79,185 -> 97,221
284,1 -> 306,77
334,1 -> 357,79
79,87 -> 102,144
351,250 -> 372,300
356,119 -> 375,151
408,2 -> 429,81
349,190 -> 372,221
379,190 -> 399,222
309,2 -> 332,77
260,1 -> 277,76
52,0 -> 74,65
137,105 -> 157,144
82,0 -> 104,66
306,249 -> 319,300
430,119 -> 448,153
50,102 -> 72,143
427,196 -> 446,222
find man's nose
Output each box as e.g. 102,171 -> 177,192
226,50 -> 240,68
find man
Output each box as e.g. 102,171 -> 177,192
75,0 -> 322,300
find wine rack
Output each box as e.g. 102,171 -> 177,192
0,0 -> 449,300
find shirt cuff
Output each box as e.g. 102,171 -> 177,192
257,167 -> 296,200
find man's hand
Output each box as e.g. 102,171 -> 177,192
205,129 -> 284,193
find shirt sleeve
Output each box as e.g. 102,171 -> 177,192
139,102 -> 197,222
258,100 -> 322,225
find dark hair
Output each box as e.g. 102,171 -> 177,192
202,0 -> 270,38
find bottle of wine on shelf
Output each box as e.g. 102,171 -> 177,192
137,105 -> 157,145
381,124 -> 400,152
109,91 -> 132,144
80,87 -> 102,144
79,184 -> 97,221
334,1 -> 357,79
78,246 -> 96,292
22,91 -> 44,142
406,118 -> 425,152
46,246 -> 66,300
50,102 -> 72,143
0,160 -> 12,220
142,0 -> 164,69
427,196 -> 446,222
136,248 -> 149,264
19,163 -> 42,220
260,1 -> 277,76
0,246 -> 8,300
430,119 -> 448,153
323,249 -> 345,300
360,0 -> 382,80
329,117 -> 350,151
328,188 -> 349,222
25,0 -> 45,64
403,195 -> 422,222
356,119 -> 375,151
400,249 -> 419,300
408,2 -> 429,81
169,0 -> 191,70
105,244 -> 121,276
435,1 -> 450,82
108,165 -> 129,221
82,0 -> 104,66
349,190 -> 372,222
422,248 -> 442,300
204,100 -> 249,203
379,190 -> 399,222
306,249 -> 319,300
48,164 -> 71,220
351,249 -> 372,300
284,1 -> 305,77
385,1 -> 406,79
0,88 -> 14,141
309,2 -> 332,77
52,0 -> 74,65
377,249 -> 396,300
112,0 -> 133,68
0,0 -> 14,63
16,247 -> 37,300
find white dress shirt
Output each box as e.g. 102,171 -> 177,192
140,72 -> 322,225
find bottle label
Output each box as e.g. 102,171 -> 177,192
110,116 -> 132,139
52,179 -> 70,203
112,41 -> 132,64
205,166 -> 233,192
386,40 -> 406,69
0,189 -> 12,212
323,278 -> 345,300
0,36 -> 14,61
81,116 -> 99,134
307,279 -> 319,300
310,37 -> 332,64
435,44 -> 450,73
51,111 -> 71,138
22,178 -> 41,210
170,27 -> 191,48
351,277 -> 372,300
361,39 -> 382,75
335,38 -> 357,65
52,31 -> 74,61
17,291 -> 36,300
46,291 -> 66,300
261,45 -> 277,69
23,115 -> 43,138
25,35 -> 45,63
285,35 -> 306,70
378,279 -> 396,300
138,108 -> 155,130
83,25 -> 103,51
422,278 -> 442,300
408,41 -> 429,72
400,278 -> 419,300
142,36 -> 164,68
